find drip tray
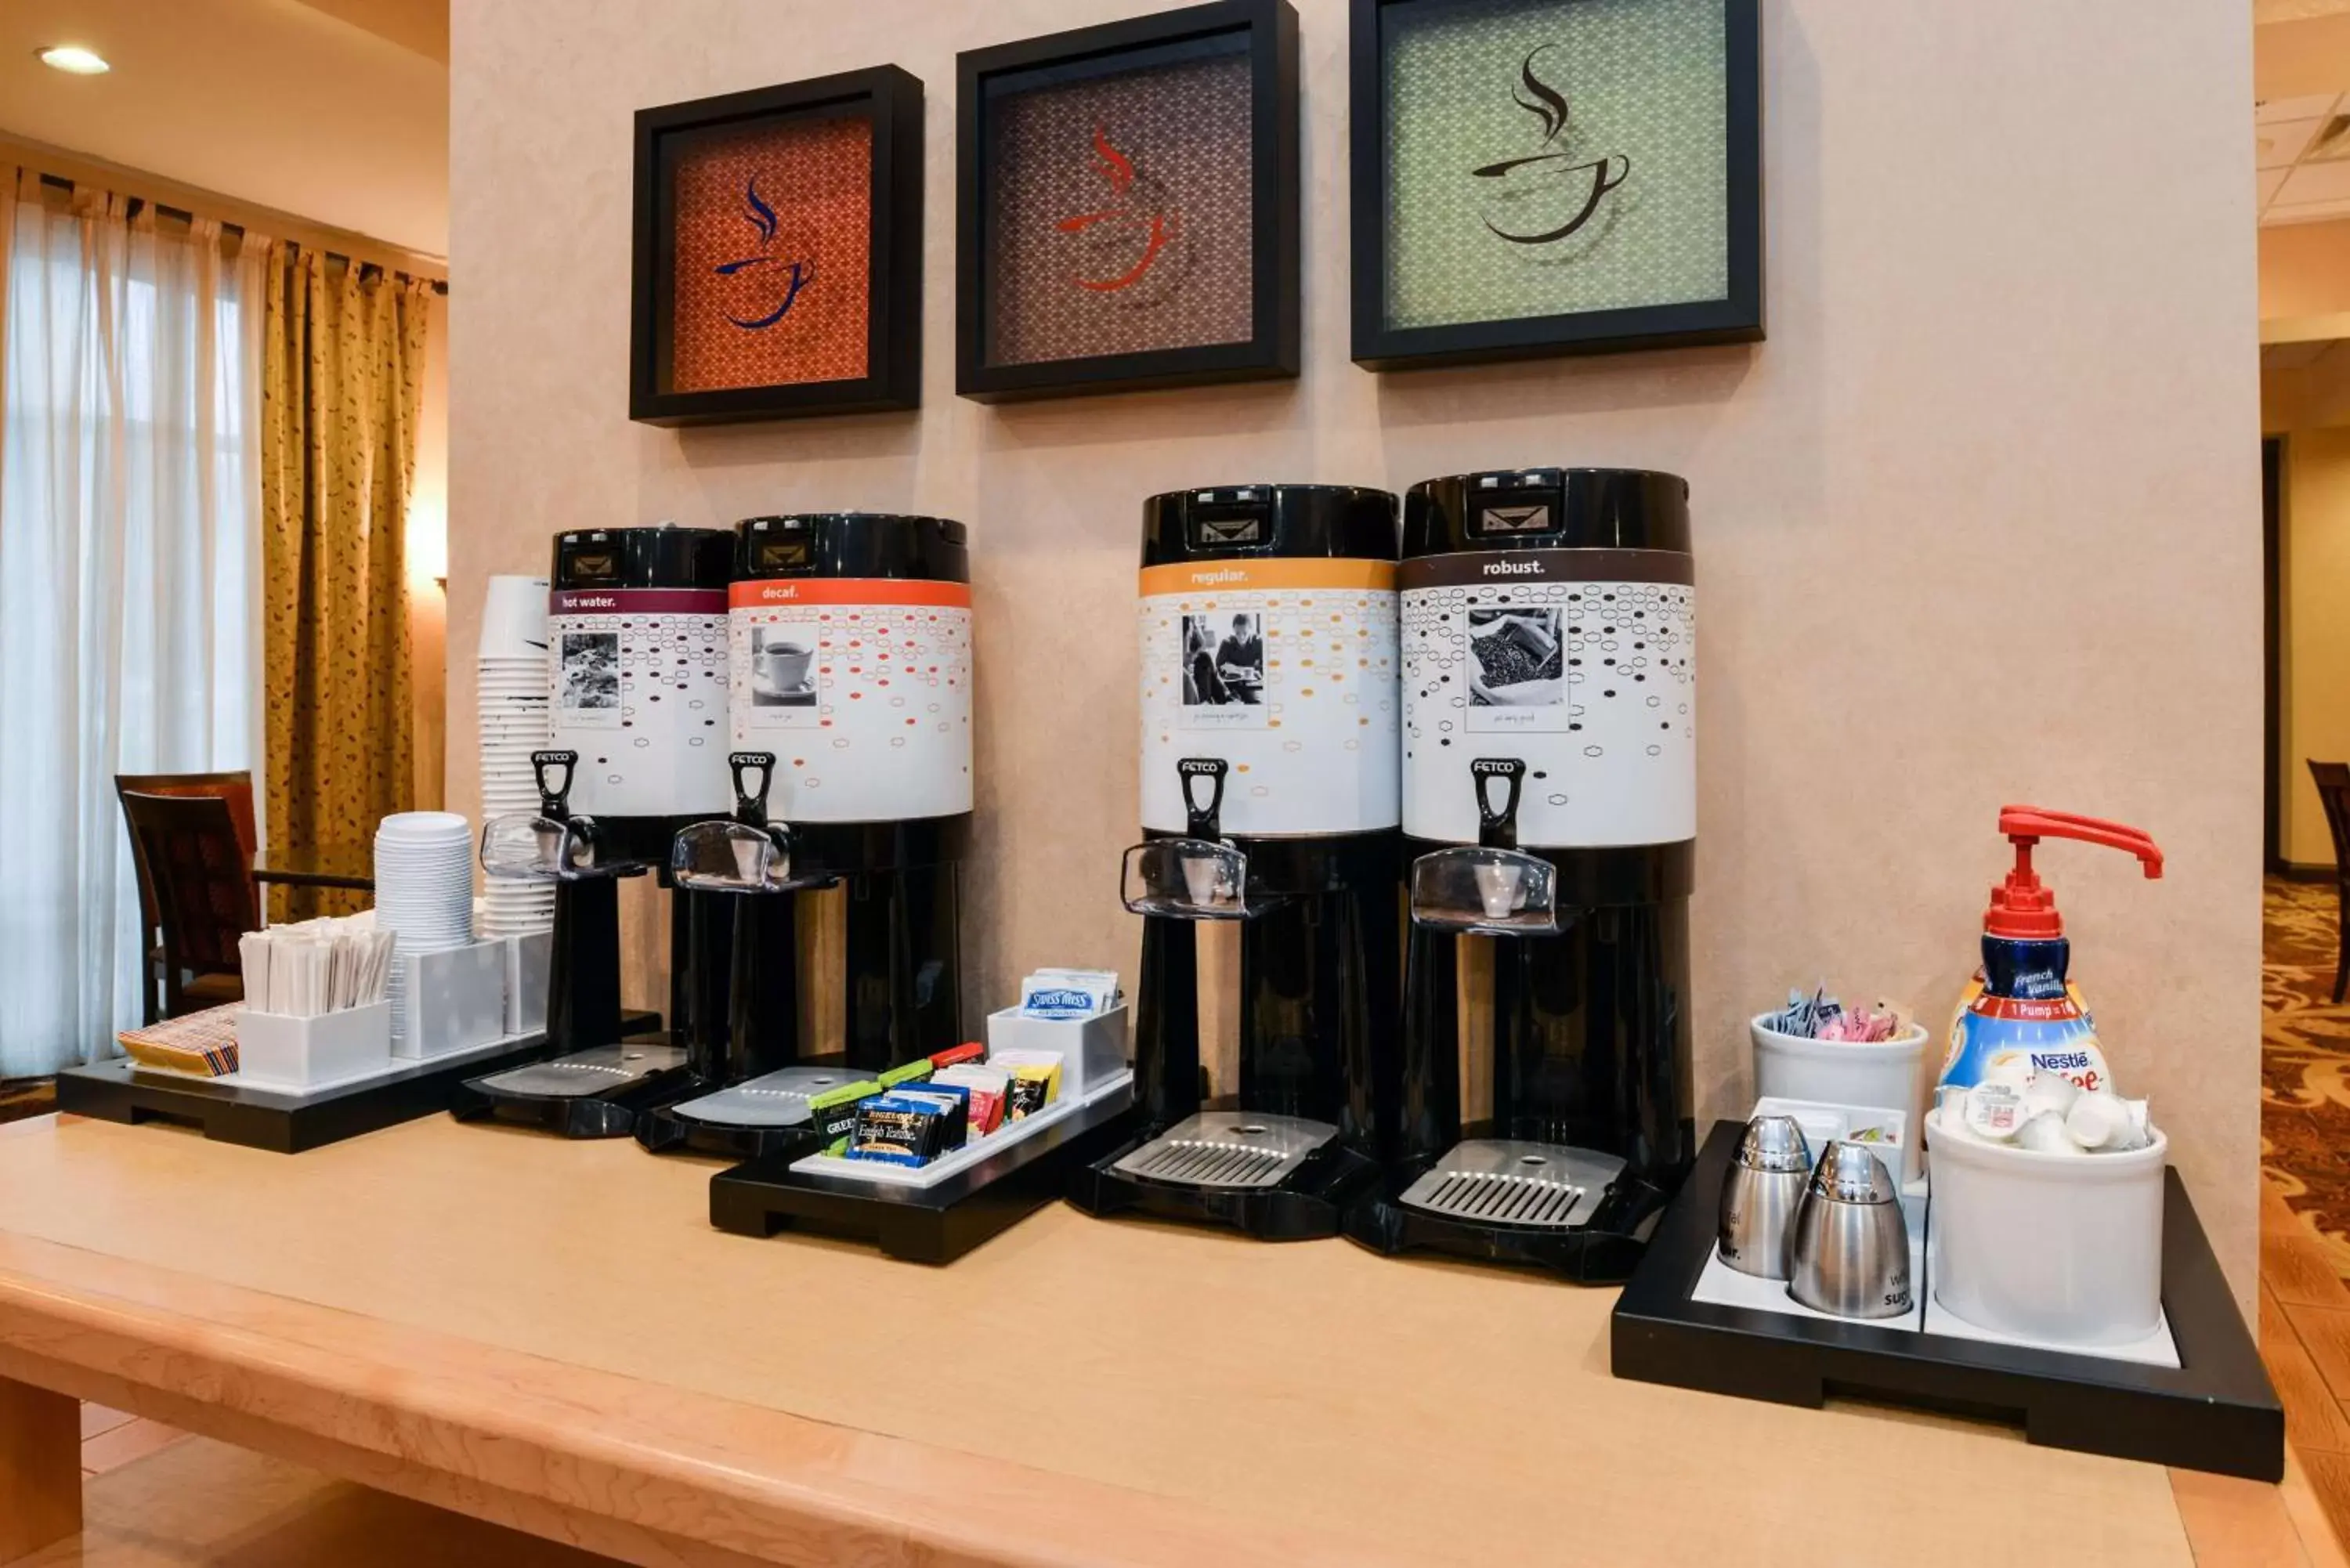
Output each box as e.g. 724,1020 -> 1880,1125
1397,1140 -> 1624,1230
669,1065 -> 860,1128
472,1044 -> 689,1100
1111,1111 -> 1336,1190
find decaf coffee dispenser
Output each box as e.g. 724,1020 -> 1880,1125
1068,484 -> 1404,1239
639,513 -> 974,1156
458,524 -> 738,1137
1342,467 -> 1696,1282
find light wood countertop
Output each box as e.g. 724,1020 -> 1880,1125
0,1112 -> 2207,1566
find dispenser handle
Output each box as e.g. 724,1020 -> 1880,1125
731,751 -> 776,829
1998,804 -> 2163,879
1178,757 -> 1229,839
1471,758 -> 1526,851
532,750 -> 577,818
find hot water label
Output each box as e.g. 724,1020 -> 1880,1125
1138,558 -> 1399,836
546,587 -> 731,818
1399,549 -> 1694,848
728,578 -> 973,824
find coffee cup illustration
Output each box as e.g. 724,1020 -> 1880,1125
1470,45 -> 1630,249
756,640 -> 814,697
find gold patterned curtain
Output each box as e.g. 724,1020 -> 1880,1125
258,244 -> 428,916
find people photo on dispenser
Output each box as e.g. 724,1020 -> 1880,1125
1183,612 -> 1264,706
1467,608 -> 1564,706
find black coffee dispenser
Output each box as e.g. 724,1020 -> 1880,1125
1068,484 -> 1404,1239
454,524 -> 737,1137
635,514 -> 974,1158
1343,467 -> 1697,1282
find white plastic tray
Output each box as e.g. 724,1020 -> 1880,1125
786,1071 -> 1133,1190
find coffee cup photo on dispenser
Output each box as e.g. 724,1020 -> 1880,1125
750,627 -> 816,706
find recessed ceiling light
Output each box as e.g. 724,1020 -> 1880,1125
37,45 -> 110,75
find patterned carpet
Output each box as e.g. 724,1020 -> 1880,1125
2264,875 -> 2350,1275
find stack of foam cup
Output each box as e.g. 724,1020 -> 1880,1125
477,575 -> 556,938
373,812 -> 476,1046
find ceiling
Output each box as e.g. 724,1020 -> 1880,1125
2258,92 -> 2350,225
0,0 -> 447,257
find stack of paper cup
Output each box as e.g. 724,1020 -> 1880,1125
478,575 -> 556,938
374,812 -> 477,1046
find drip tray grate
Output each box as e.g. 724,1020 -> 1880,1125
1397,1140 -> 1625,1230
1112,1111 -> 1336,1191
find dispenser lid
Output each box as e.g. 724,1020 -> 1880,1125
1403,467 -> 1690,558
734,513 -> 969,583
1983,805 -> 2163,939
550,523 -> 732,591
1141,484 -> 1397,567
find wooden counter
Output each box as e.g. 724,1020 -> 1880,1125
0,1112 -> 2258,1566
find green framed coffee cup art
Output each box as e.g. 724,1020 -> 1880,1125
1350,0 -> 1762,370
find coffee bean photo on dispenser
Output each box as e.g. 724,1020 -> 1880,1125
1181,612 -> 1264,707
1467,609 -> 1563,706
749,624 -> 817,706
559,631 -> 620,710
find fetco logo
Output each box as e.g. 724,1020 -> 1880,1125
1481,559 -> 1545,576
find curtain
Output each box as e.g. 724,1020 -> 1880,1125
0,173 -> 262,1075
258,247 -> 425,917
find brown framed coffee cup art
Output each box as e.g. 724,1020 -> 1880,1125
956,0 -> 1301,403
631,66 -> 924,425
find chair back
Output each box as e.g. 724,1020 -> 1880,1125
118,790 -> 257,978
114,771 -> 255,941
2310,761 -> 2350,882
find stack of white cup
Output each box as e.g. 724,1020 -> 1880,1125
478,575 -> 556,938
374,812 -> 477,1046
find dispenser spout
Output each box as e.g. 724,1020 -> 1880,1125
1983,804 -> 2162,940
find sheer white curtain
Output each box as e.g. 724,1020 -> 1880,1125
0,172 -> 265,1075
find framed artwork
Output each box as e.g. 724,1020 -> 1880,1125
956,0 -> 1300,403
631,67 -> 923,425
1350,0 -> 1762,371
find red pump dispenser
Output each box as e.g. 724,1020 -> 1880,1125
1983,807 -> 2163,940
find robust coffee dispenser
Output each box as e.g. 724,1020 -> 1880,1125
1342,467 -> 1696,1282
638,513 -> 974,1158
459,523 -> 739,1137
1068,484 -> 1404,1239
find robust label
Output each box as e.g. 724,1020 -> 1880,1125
1138,558 -> 1399,836
728,579 -> 973,824
548,586 -> 731,818
1399,549 -> 1694,847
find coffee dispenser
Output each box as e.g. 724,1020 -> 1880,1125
458,523 -> 738,1137
1068,484 -> 1403,1239
638,513 -> 974,1158
1342,467 -> 1695,1282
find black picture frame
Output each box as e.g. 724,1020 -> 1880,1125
956,0 -> 1301,403
1350,0 -> 1763,372
631,66 -> 924,426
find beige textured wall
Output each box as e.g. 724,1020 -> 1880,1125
2284,429 -> 2350,868
449,0 -> 2264,1292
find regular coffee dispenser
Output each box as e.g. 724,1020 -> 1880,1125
1341,467 -> 1696,1282
461,523 -> 739,1137
1068,484 -> 1405,1238
639,513 -> 975,1158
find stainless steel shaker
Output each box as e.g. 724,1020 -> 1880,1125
1717,1115 -> 1812,1279
1787,1140 -> 1914,1319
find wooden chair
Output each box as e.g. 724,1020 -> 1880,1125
116,789 -> 257,1021
115,772 -> 255,1023
2311,761 -> 2350,1006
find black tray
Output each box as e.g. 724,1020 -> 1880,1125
1611,1120 -> 2282,1480
52,1013 -> 656,1154
709,1087 -> 1141,1264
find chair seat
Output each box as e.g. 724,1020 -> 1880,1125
179,973 -> 244,1007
